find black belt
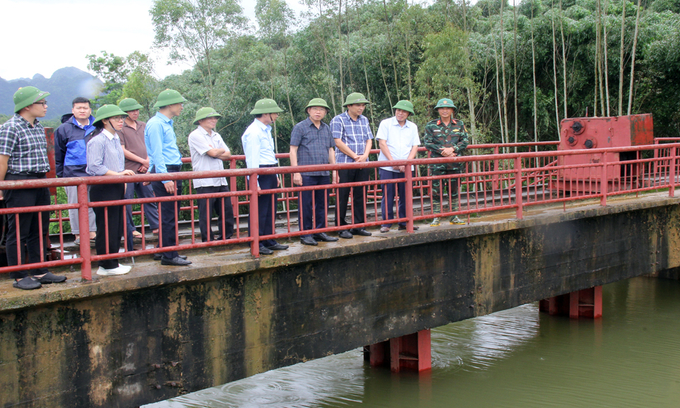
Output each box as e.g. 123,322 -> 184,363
6,172 -> 46,179
260,164 -> 277,168
166,164 -> 182,171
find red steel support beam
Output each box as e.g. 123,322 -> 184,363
539,286 -> 602,319
364,329 -> 431,372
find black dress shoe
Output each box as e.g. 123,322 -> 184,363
350,228 -> 372,236
267,243 -> 289,251
313,232 -> 338,242
154,254 -> 187,261
300,236 -> 318,246
339,230 -> 353,239
37,272 -> 67,284
161,256 -> 192,266
398,225 -> 419,231
259,246 -> 274,255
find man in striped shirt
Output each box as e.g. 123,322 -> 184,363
330,92 -> 374,239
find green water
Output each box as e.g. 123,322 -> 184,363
147,277 -> 680,408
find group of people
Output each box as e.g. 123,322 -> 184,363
0,85 -> 468,290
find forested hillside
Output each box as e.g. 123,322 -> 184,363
88,0 -> 680,157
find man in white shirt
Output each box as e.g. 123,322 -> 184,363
241,99 -> 289,255
188,107 -> 234,243
376,100 -> 420,233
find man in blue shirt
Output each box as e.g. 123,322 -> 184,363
55,97 -> 97,244
290,98 -> 339,246
330,92 -> 374,239
242,99 -> 289,255
145,89 -> 191,266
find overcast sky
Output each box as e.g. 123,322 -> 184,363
0,0 -> 297,81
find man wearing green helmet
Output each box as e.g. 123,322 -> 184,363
117,98 -> 159,245
242,98 -> 288,255
330,92 -> 374,239
0,87 -> 67,289
188,107 -> 234,243
376,100 -> 421,233
289,98 -> 339,246
423,98 -> 469,226
145,89 -> 192,266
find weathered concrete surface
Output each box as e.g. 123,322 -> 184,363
1,193 -> 680,407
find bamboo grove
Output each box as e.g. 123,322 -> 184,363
88,0 -> 680,157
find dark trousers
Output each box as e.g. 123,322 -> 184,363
125,181 -> 159,233
336,168 -> 369,228
196,185 -> 234,242
430,166 -> 461,210
298,175 -> 331,238
151,166 -> 182,260
380,168 -> 408,228
4,173 -> 49,279
248,172 -> 278,248
90,183 -> 125,270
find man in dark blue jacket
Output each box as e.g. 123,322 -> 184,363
55,97 -> 97,244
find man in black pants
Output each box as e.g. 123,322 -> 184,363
0,87 -> 67,289
188,107 -> 234,242
330,93 -> 374,239
144,89 -> 192,266
241,99 -> 289,255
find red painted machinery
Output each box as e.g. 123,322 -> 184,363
557,114 -> 654,193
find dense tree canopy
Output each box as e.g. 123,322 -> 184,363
91,0 -> 680,158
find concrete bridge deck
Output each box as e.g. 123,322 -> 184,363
1,191 -> 679,407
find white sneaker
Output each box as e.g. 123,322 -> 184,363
97,264 -> 132,276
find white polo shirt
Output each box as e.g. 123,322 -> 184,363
188,126 -> 230,188
376,117 -> 420,172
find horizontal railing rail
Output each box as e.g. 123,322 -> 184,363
0,142 -> 677,280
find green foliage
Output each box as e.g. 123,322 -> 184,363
87,0 -> 680,160
87,51 -> 159,111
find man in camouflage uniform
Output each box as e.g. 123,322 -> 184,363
423,98 -> 469,226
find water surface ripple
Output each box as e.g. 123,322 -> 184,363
147,277 -> 680,408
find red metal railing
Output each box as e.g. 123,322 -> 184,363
1,141 -> 678,280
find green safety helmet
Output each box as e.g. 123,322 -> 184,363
393,100 -> 415,115
250,98 -> 284,115
305,98 -> 330,111
153,89 -> 187,109
93,104 -> 128,126
434,98 -> 457,111
342,92 -> 370,107
13,86 -> 50,113
193,107 -> 222,125
118,98 -> 143,112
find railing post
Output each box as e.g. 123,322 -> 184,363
601,152 -> 608,206
493,146 -> 500,191
405,167 -> 414,232
514,156 -> 523,219
249,173 -> 260,257
670,145 -> 677,197
78,182 -> 92,280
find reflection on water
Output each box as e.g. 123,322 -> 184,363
147,277 -> 680,408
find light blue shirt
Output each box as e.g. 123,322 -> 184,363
145,112 -> 182,183
376,117 -> 420,172
241,119 -> 277,169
